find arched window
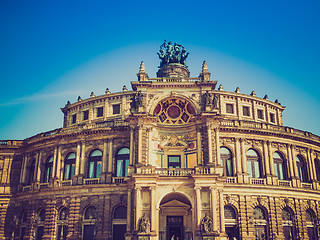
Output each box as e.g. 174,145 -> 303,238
64,153 -> 76,180
306,209 -> 316,240
19,211 -> 27,240
273,152 -> 287,180
88,150 -> 102,179
220,147 -> 233,176
113,205 -> 127,240
28,160 -> 36,185
83,206 -> 96,240
224,206 -> 239,240
57,208 -> 68,240
43,156 -> 53,183
247,149 -> 262,178
35,209 -> 45,240
314,159 -> 320,182
282,208 -> 295,240
116,148 -> 130,177
296,155 -> 309,183
253,207 -> 269,240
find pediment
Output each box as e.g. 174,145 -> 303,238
161,199 -> 191,208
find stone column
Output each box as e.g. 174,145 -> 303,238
307,149 -> 314,181
80,142 -> 86,175
130,127 -> 134,165
75,142 -> 81,176
210,187 -> 218,232
291,146 -> 298,178
310,150 -> 317,181
219,189 -> 225,233
135,187 -> 142,231
235,138 -> 242,175
108,139 -> 113,173
263,141 -> 270,176
195,187 -> 201,230
126,188 -> 132,233
35,151 -> 42,182
56,146 -> 62,179
240,139 -> 247,173
287,144 -> 294,179
20,155 -> 27,183
150,186 -> 156,232
197,126 -> 202,165
102,141 -> 108,173
215,128 -> 220,165
52,147 -> 58,178
138,125 -> 143,163
268,141 -> 275,175
207,124 -> 213,164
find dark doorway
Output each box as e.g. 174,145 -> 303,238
36,226 -> 44,240
168,155 -> 181,168
113,224 -> 126,240
83,225 -> 95,240
226,226 -> 240,240
167,216 -> 183,240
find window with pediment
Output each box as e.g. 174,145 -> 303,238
83,206 -> 97,240
253,207 -> 269,240
153,98 -> 196,124
282,208 -> 296,240
57,208 -> 68,240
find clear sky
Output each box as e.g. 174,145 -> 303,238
1,0 -> 319,139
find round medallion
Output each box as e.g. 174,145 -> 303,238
167,105 -> 181,119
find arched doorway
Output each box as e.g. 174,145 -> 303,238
159,192 -> 192,240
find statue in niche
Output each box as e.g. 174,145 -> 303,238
201,213 -> 213,233
212,93 -> 219,109
202,91 -> 212,109
130,91 -> 143,112
138,213 -> 150,233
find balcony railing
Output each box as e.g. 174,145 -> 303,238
22,185 -> 32,192
224,177 -> 237,184
250,178 -> 267,185
84,178 -> 99,185
112,177 -> 128,184
301,182 -> 312,189
61,180 -> 72,187
155,168 -> 195,176
278,180 -> 292,187
39,183 -> 49,189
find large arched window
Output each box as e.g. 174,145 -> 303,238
273,152 -> 287,180
28,160 -> 36,185
43,156 -> 53,183
253,207 -> 269,240
282,208 -> 296,240
224,206 -> 239,239
83,206 -> 96,240
314,159 -> 320,182
88,150 -> 102,179
220,147 -> 233,176
306,209 -> 317,240
113,205 -> 127,240
247,149 -> 262,178
116,148 -> 130,177
296,155 -> 309,183
57,207 -> 68,240
64,153 -> 75,180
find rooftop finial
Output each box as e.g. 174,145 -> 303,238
202,61 -> 209,73
199,61 -> 211,81
139,61 -> 146,73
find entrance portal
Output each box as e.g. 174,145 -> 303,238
167,216 -> 183,240
159,193 -> 192,240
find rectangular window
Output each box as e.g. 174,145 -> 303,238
71,114 -> 77,124
113,104 -> 120,115
257,109 -> 264,119
270,113 -> 275,123
97,107 -> 104,117
83,110 -> 89,121
243,106 -> 250,116
168,155 -> 181,168
226,104 -> 234,114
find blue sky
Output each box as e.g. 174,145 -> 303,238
1,0 -> 319,139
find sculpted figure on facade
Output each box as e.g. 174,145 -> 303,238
131,90 -> 143,112
157,40 -> 189,67
201,213 -> 213,233
138,213 -> 150,233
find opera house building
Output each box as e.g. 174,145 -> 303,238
0,43 -> 320,240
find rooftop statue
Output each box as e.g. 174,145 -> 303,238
157,40 -> 189,68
